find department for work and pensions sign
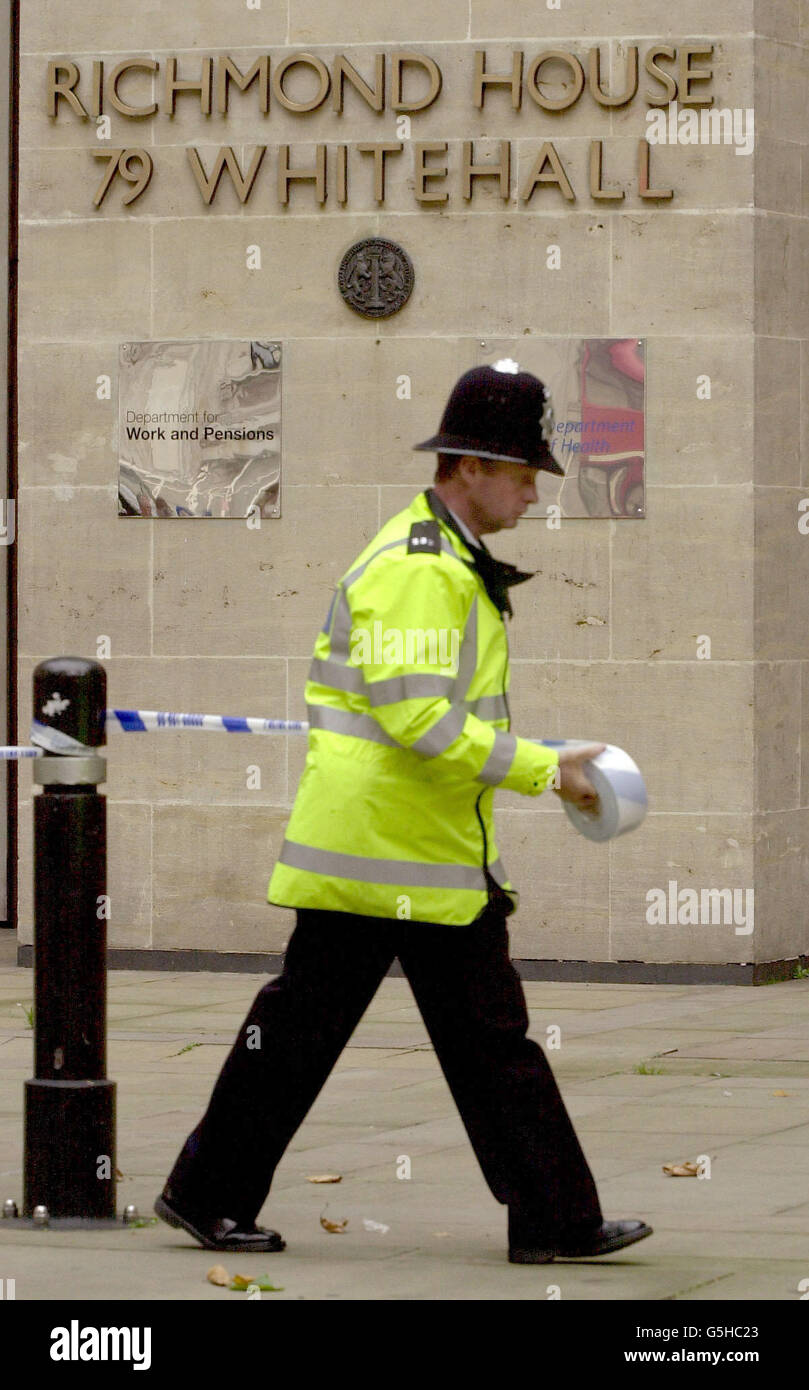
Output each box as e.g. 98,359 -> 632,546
42,43 -> 744,209
118,340 -> 281,520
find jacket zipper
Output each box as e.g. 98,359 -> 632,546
474,612 -> 515,917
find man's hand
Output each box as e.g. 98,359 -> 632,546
553,743 -> 607,813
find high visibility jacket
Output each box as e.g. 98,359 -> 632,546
267,490 -> 560,925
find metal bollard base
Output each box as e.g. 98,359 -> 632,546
23,1078 -> 116,1220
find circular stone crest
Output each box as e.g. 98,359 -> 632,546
338,238 -> 415,318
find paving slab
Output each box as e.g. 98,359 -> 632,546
749,1122 -> 809,1147
1,949 -> 808,1301
676,1037 -> 809,1061
669,1267 -> 809,1301
579,1100 -> 800,1139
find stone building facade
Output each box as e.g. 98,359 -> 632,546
12,1 -> 809,980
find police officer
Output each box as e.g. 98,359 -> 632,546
155,364 -> 653,1265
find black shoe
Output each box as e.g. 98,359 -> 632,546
508,1217 -> 653,1264
154,1190 -> 285,1254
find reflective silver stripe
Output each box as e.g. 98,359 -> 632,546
487,857 -> 509,887
367,672 -> 456,706
320,591 -> 337,635
343,537 -> 409,589
308,656 -> 364,694
453,596 -> 478,700
329,534 -> 470,659
477,730 -> 517,786
307,704 -> 398,747
328,588 -> 354,660
309,662 -> 465,710
308,700 -> 469,756
410,705 -> 467,757
309,698 -> 503,766
279,838 -> 492,890
463,694 -> 508,721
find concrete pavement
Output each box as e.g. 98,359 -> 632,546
1,933 -> 808,1301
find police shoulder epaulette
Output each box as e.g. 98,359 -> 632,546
407,520 -> 441,555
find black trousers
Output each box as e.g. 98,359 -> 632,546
165,906 -> 603,1239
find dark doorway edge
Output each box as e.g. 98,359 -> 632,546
15,945 -> 808,986
3,2 -> 19,934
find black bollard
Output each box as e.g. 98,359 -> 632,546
22,657 -> 117,1223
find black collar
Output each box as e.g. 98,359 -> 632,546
424,489 -> 535,619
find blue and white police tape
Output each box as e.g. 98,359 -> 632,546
105,709 -> 308,736
24,711 -> 309,755
538,740 -> 648,841
20,715 -> 647,843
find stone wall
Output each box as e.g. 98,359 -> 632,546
751,4 -> 809,969
13,1 -> 809,976
0,0 -> 10,923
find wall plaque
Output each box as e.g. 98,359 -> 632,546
338,239 -> 414,318
476,338 -> 646,518
118,339 -> 282,518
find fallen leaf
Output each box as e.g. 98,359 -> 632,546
772,1090 -> 790,1097
207,1264 -> 230,1286
662,1161 -> 700,1177
320,1215 -> 349,1233
362,1219 -> 389,1234
227,1273 -> 284,1289
306,1174 -> 342,1184
228,1273 -> 285,1291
